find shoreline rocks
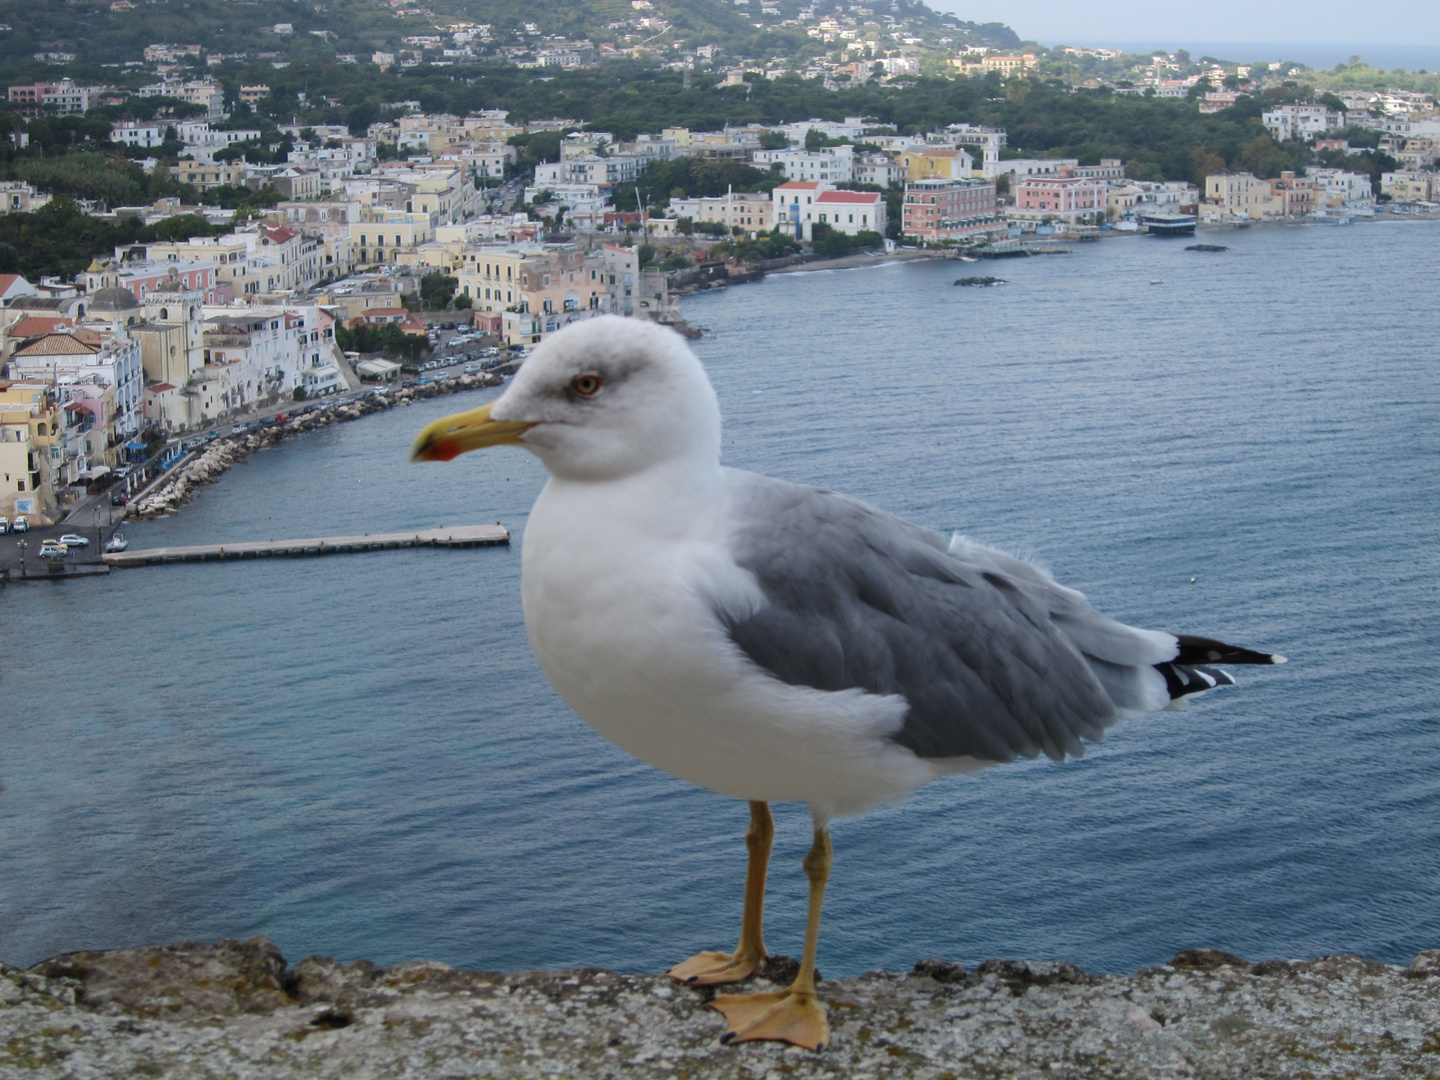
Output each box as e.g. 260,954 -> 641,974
128,373 -> 503,520
3,938 -> 1438,1078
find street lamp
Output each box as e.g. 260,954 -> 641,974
93,504 -> 101,555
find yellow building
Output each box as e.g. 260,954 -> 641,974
169,162 -> 249,190
0,381 -> 60,521
349,208 -> 433,266
0,402 -> 36,516
981,54 -> 1036,76
898,147 -> 974,182
457,244 -> 616,346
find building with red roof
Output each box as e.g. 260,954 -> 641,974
813,190 -> 886,236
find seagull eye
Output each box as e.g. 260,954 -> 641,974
571,374 -> 602,397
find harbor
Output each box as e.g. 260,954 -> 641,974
102,524 -> 510,567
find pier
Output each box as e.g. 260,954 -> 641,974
104,524 -> 510,568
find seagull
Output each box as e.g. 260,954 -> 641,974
411,315 -> 1284,1051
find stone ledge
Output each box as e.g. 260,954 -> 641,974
3,939 -> 1438,1078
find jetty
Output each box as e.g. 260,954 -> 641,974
104,524 -> 510,568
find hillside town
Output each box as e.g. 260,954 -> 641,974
2,0 -> 1439,542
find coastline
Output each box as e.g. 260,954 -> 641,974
3,937 -> 1438,1078
128,372 -> 503,520
767,248 -> 947,274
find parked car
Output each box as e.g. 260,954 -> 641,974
38,540 -> 66,558
110,492 -> 128,506
12,515 -> 28,533
463,364 -> 479,374
231,423 -> 251,434
58,533 -> 89,548
0,516 -> 8,534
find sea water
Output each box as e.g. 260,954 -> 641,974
2,222 -> 1437,976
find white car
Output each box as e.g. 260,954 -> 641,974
0,516 -> 8,534
58,533 -> 89,548
12,515 -> 28,533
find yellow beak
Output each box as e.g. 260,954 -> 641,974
410,402 -> 534,463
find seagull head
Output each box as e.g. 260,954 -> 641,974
411,315 -> 721,482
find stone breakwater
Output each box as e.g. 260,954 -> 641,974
129,372 -> 504,520
2,939 -> 1438,1079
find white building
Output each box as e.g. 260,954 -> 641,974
1262,105 -> 1344,142
1305,168 -> 1374,208
813,190 -> 886,235
771,180 -> 833,240
854,152 -> 903,187
137,79 -> 226,119
669,188 -> 773,234
522,183 -> 610,233
753,145 -> 854,183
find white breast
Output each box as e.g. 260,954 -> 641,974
519,474 -> 945,817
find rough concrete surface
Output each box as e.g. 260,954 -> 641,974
2,939 -> 1438,1079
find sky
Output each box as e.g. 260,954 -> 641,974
928,0 -> 1440,64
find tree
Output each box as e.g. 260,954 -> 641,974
759,130 -> 789,150
1191,148 -> 1227,188
419,271 -> 458,310
804,127 -> 825,151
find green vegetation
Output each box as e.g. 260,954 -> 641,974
0,0 -> 1016,89
616,157 -> 782,216
335,320 -> 425,362
809,222 -> 884,258
705,229 -> 801,263
0,196 -> 229,280
419,270 -> 459,310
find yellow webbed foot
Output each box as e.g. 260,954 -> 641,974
667,949 -> 766,987
711,988 -> 831,1050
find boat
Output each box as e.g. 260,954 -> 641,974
104,532 -> 129,554
1140,213 -> 1198,237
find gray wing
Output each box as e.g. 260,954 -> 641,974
716,470 -> 1179,764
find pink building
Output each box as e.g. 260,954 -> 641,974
1013,172 -> 1106,225
82,261 -> 229,305
901,179 -> 1003,242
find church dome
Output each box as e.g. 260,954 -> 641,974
88,286 -> 141,313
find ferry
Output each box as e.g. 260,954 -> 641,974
1141,214 -> 1198,237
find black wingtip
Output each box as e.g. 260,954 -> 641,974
1175,634 -> 1286,666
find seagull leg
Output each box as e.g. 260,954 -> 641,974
668,800 -> 773,986
711,823 -> 832,1051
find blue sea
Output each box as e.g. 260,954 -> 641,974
1070,40 -> 1439,72
2,222 -> 1438,979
